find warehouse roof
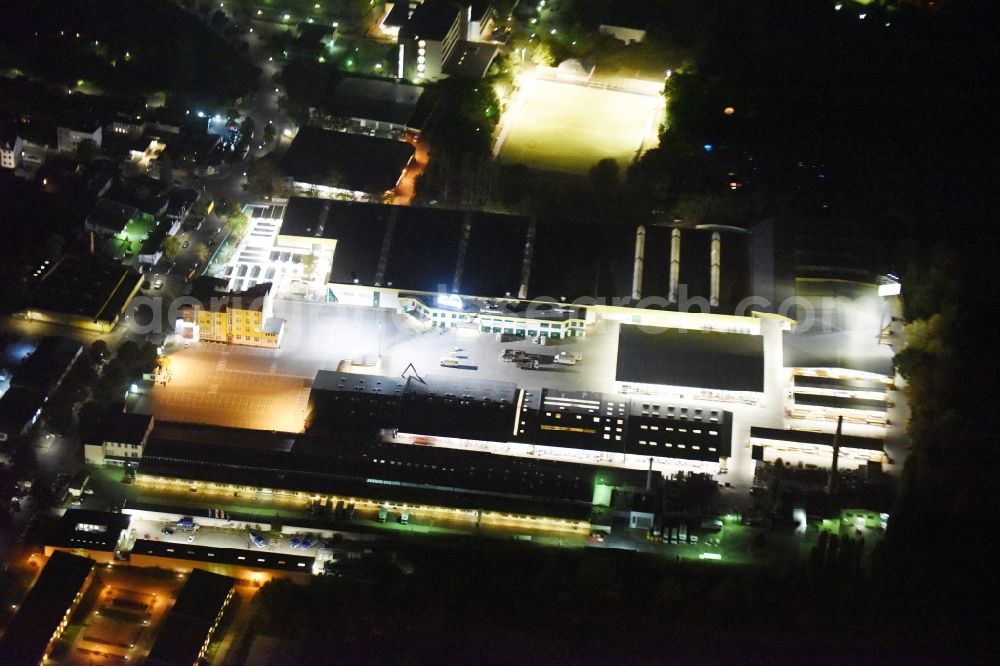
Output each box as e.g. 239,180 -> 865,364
30,255 -> 142,324
400,0 -> 462,41
138,421 -> 646,520
616,325 -> 765,392
329,76 -> 423,127
53,508 -> 131,552
279,126 -> 414,193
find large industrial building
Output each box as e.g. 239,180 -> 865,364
278,126 -> 416,200
307,370 -> 734,471
23,255 -> 143,333
616,325 -> 765,396
136,419 -> 653,527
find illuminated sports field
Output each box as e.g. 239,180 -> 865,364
495,75 -> 664,175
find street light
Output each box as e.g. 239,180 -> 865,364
377,321 -> 383,360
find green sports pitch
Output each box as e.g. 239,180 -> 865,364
495,76 -> 664,175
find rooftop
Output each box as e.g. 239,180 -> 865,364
131,539 -> 315,573
92,410 -> 154,446
750,426 -> 885,452
0,386 -> 46,435
86,197 -> 140,235
138,421 -> 646,520
0,551 -> 95,666
616,325 -> 765,392
9,336 -> 82,395
329,76 -> 424,127
277,198 -> 530,294
30,255 -> 142,324
279,126 -> 415,193
312,369 -> 406,397
443,41 -> 500,79
145,569 -> 235,666
186,276 -> 273,313
400,0 -> 462,41
52,508 -> 131,552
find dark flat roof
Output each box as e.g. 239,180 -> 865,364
400,0 -> 462,41
86,198 -> 139,234
383,1 -> 410,27
97,411 -> 154,446
750,426 -> 885,452
403,374 -> 518,403
138,422 -> 642,519
616,325 -> 765,392
460,212 -> 529,297
385,208 -> 462,292
186,276 -> 273,312
330,76 -> 423,127
0,386 -> 46,433
9,336 -> 81,394
145,569 -> 235,666
131,539 -> 314,573
0,551 -> 94,666
527,220 -> 634,300
312,370 -> 405,396
443,41 -> 500,79
279,126 -> 414,193
53,508 -> 131,551
278,199 -> 530,294
31,255 -> 142,323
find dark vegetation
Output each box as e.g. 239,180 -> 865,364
1,0 -> 259,104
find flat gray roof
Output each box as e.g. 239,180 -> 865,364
616,325 -> 765,392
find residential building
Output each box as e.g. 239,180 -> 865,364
84,411 -> 155,466
0,551 -> 96,666
399,0 -> 464,81
57,119 -> 103,153
177,277 -> 285,348
1,129 -> 23,169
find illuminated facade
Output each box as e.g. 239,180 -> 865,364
178,278 -> 285,348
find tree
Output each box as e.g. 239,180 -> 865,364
243,158 -> 275,197
301,252 -> 317,279
163,235 -> 182,259
196,243 -> 210,264
226,210 -> 250,239
90,340 -> 110,364
210,9 -> 228,31
76,138 -> 99,163
262,122 -> 276,146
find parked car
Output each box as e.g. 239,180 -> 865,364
162,527 -> 175,535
